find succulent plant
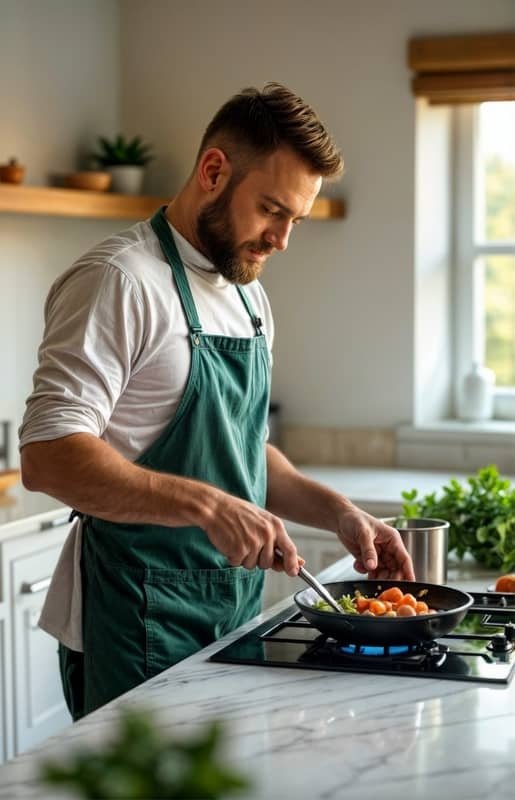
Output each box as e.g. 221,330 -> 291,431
90,134 -> 155,167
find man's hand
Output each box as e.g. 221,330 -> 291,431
203,490 -> 301,577
336,507 -> 415,581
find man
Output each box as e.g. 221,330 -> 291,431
20,82 -> 414,720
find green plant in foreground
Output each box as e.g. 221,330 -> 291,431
90,134 -> 154,167
401,464 -> 515,572
40,707 -> 250,799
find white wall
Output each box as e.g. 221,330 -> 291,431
120,0 -> 515,429
0,0 -> 121,464
1,0 -> 514,466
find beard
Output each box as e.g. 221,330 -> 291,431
196,184 -> 273,285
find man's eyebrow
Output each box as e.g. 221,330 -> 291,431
261,195 -> 309,221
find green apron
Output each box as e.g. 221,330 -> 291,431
60,207 -> 271,720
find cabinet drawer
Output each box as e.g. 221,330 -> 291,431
11,541 -> 64,600
1,521 -> 73,757
0,613 -> 9,763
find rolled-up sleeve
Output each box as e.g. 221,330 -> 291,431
19,261 -> 145,449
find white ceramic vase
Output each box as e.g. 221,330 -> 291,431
107,165 -> 145,195
458,362 -> 495,421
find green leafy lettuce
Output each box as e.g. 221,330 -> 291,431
313,594 -> 358,614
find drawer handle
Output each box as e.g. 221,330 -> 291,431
40,514 -> 71,531
21,577 -> 52,594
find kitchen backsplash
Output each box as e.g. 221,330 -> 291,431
281,426 -> 396,467
282,424 -> 515,473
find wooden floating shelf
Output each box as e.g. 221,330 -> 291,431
0,184 -> 345,221
309,196 -> 346,220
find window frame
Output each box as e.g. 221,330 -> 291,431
453,102 -> 515,419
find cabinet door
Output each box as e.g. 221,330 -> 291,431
315,539 -> 348,574
0,605 -> 10,763
4,522 -> 72,755
263,568 -> 304,609
262,531 -> 348,609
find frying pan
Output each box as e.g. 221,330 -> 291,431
294,579 -> 474,645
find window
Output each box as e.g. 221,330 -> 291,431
454,101 -> 515,415
405,34 -> 515,469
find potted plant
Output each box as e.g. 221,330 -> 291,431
401,464 -> 515,572
89,134 -> 155,195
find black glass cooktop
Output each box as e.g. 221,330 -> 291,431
210,591 -> 515,684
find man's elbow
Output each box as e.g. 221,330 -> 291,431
20,444 -> 48,493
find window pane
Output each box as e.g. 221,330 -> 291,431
477,102 -> 515,242
484,254 -> 515,385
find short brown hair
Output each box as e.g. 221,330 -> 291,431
197,82 -> 343,180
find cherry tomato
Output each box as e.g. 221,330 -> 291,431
397,593 -> 417,609
397,604 -> 416,617
356,597 -> 371,613
495,574 -> 515,593
378,587 -> 404,604
369,599 -> 387,616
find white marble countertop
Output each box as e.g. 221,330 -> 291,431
0,480 -> 65,534
296,464 -> 473,515
0,554 -> 513,800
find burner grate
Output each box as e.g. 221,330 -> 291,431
209,592 -> 515,684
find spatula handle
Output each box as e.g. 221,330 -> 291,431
275,548 -> 344,614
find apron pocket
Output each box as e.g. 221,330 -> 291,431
143,566 -> 264,678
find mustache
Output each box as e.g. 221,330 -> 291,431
247,242 -> 274,256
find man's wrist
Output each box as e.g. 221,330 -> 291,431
334,496 -> 361,530
182,480 -> 221,530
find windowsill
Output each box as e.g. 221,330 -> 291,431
398,419 -> 515,443
396,420 -> 515,472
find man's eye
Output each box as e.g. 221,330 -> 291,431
263,206 -> 279,216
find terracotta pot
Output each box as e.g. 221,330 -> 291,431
65,171 -> 112,191
0,158 -> 26,184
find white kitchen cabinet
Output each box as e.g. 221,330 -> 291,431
0,514 -> 72,761
0,601 -> 11,763
263,526 -> 347,608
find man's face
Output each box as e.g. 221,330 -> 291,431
197,147 -> 322,284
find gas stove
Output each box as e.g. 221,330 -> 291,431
210,590 -> 515,684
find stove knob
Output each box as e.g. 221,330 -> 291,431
504,623 -> 515,643
488,633 -> 511,653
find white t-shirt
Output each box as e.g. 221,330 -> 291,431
19,217 -> 274,458
21,215 -> 274,652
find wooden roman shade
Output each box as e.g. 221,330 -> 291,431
408,32 -> 515,104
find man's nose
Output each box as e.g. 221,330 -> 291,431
265,220 -> 292,252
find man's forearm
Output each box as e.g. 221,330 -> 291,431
21,432 -> 218,529
265,443 -> 356,532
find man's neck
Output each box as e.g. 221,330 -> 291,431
165,188 -> 204,254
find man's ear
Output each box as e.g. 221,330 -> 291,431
196,147 -> 232,195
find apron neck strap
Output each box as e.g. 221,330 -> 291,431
236,285 -> 263,336
151,206 -> 202,334
151,206 -> 264,337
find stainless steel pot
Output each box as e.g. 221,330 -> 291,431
382,517 -> 449,584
